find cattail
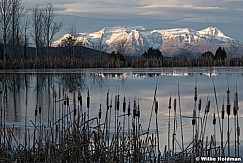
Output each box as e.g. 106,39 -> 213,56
128,102 -> 131,117
73,92 -> 76,116
66,96 -> 69,106
78,90 -> 81,101
233,101 -> 237,116
87,90 -> 90,108
78,90 -> 82,106
155,101 -> 158,114
123,97 -> 126,113
64,94 -> 67,105
237,127 -> 240,136
106,92 -> 109,110
198,99 -> 201,111
192,109 -> 196,125
174,99 -> 176,113
227,89 -> 230,115
35,109 -> 38,117
194,86 -> 197,102
133,100 -> 136,118
234,92 -> 239,116
39,106 -> 41,114
137,102 -> 140,118
99,104 -> 102,119
235,92 -> 238,110
116,95 -> 120,111
74,108 -> 77,116
222,104 -> 225,119
168,97 -> 171,109
206,100 -> 210,113
213,113 -> 216,125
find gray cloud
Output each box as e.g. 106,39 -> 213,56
22,0 -> 243,42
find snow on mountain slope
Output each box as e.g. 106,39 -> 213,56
51,26 -> 241,57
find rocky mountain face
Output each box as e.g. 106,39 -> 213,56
52,26 -> 242,57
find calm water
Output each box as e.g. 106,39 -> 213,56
0,67 -> 243,153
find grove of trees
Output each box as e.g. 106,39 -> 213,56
200,47 -> 227,60
0,0 -> 62,62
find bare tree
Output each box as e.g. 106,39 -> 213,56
31,5 -> 44,59
10,0 -> 25,58
62,35 -> 76,59
0,0 -> 13,62
43,2 -> 62,57
68,24 -> 77,37
22,15 -> 30,58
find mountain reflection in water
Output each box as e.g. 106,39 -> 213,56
0,67 -> 243,151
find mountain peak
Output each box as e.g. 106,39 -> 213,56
52,26 -> 240,56
198,27 -> 226,37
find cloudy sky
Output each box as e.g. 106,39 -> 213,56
22,0 -> 243,42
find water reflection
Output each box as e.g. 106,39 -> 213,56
0,67 -> 243,151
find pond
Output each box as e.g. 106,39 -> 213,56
0,67 -> 242,156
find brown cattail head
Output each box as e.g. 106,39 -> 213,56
35,109 -> 38,116
168,97 -> 171,109
87,90 -> 90,109
194,87 -> 197,102
123,97 -> 126,113
235,92 -> 239,111
67,96 -> 69,106
133,108 -> 136,119
137,102 -> 140,118
64,94 -> 67,105
98,104 -> 102,119
174,99 -> 176,113
213,113 -> 216,125
106,92 -> 109,107
226,89 -> 230,115
155,101 -> 158,114
234,91 -> 239,116
227,104 -> 230,115
198,99 -> 201,111
222,104 -> 225,119
233,100 -> 237,116
206,100 -> 210,113
128,102 -> 131,117
192,109 -> 196,125
74,108 -> 77,116
39,106 -> 41,114
116,95 -> 120,111
80,95 -> 82,106
115,96 -> 117,110
78,90 -> 81,101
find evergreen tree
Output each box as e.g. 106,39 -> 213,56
214,47 -> 227,60
201,51 -> 214,59
142,47 -> 163,59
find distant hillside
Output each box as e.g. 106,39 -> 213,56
0,44 -> 110,61
52,26 -> 243,57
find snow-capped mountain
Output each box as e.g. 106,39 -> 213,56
52,26 -> 241,57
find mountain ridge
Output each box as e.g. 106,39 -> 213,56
52,26 -> 242,57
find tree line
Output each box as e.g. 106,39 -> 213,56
0,1 -> 242,69
0,0 -> 62,62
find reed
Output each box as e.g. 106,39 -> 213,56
0,78 -> 241,162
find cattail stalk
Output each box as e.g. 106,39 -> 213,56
168,96 -> 171,161
172,98 -> 176,156
221,102 -> 225,156
192,108 -> 196,162
155,100 -> 159,155
178,83 -> 184,156
213,112 -> 216,155
226,85 -> 230,157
